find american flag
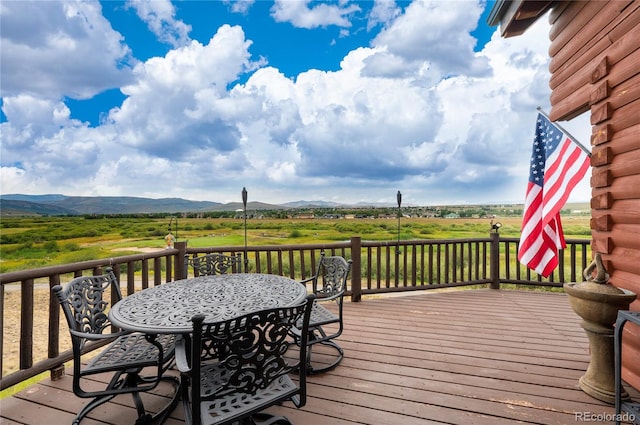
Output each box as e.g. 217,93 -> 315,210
518,113 -> 590,277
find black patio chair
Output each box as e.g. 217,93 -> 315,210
175,295 -> 315,425
184,252 -> 244,278
294,254 -> 352,374
52,268 -> 178,425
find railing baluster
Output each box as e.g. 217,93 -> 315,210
445,243 -> 451,284
403,245 -> 409,287
260,250 -> 267,274
436,244 -> 442,284
365,247 -> 372,290
376,246 -> 382,289
275,250 -> 281,274
142,259 -> 149,289
127,260 -> 135,296
154,257 -> 162,286
428,245 -> 434,285
385,245 -> 391,288
350,237 -> 362,302
570,244 -> 577,282
165,253 -> 173,282
287,250 -> 295,279
504,240 -> 511,280
558,249 -> 566,283
581,241 -> 589,273
0,235 -> 591,391
48,275 -> 60,359
411,243 -> 417,286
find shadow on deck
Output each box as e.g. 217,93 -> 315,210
3,289 -> 637,425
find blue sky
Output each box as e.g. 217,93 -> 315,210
0,0 -> 591,206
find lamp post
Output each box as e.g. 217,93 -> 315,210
396,190 -> 402,255
166,217 -> 178,249
242,187 -> 248,272
168,217 -> 179,239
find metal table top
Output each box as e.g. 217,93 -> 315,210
108,273 -> 307,334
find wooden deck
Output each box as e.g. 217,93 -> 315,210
3,289 -> 638,425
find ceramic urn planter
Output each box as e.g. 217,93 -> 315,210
563,253 -> 637,404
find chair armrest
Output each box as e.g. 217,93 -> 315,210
69,329 -> 132,341
315,290 -> 345,302
174,335 -> 191,373
300,276 -> 316,285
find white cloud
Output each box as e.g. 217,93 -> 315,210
0,1 -> 134,100
368,0 -> 490,80
0,1 -> 593,206
0,166 -> 30,194
127,0 -> 192,47
224,0 -> 256,15
270,0 -> 361,29
367,0 -> 402,30
2,95 -> 69,129
108,24 -> 262,157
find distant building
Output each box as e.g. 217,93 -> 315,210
294,213 -> 315,219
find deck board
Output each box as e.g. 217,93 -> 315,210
3,289 -> 639,425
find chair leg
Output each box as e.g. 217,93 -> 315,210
73,394 -> 118,425
180,374 -> 192,425
73,370 -> 130,424
132,376 -> 181,425
132,388 -> 148,417
306,331 -> 344,375
74,374 -> 180,425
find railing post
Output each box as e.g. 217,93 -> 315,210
20,278 -> 34,370
48,274 -> 65,381
175,241 -> 187,281
350,236 -> 362,302
490,232 -> 500,290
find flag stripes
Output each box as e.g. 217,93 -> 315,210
518,112 -> 590,277
541,140 -> 590,223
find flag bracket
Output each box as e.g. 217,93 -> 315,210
536,107 -> 591,157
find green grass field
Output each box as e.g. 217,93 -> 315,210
0,214 -> 591,274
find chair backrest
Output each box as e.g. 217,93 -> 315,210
312,255 -> 352,299
52,268 -> 123,352
189,295 -> 315,422
184,253 -> 243,278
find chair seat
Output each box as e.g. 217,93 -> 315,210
293,302 -> 338,329
309,302 -> 339,327
199,363 -> 299,425
86,333 -> 176,374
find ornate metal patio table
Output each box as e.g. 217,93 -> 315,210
109,273 -> 308,334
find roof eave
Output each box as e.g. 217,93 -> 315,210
487,0 -> 555,38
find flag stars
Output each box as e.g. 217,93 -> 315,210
529,114 -> 568,185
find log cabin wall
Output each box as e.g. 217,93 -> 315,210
546,0 -> 640,391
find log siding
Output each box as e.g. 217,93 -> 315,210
489,0 -> 640,396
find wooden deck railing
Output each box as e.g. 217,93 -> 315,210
0,234 -> 590,391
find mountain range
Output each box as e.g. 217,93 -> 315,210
0,194 -> 348,216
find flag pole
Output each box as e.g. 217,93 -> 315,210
537,107 -> 591,157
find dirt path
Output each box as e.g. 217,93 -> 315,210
111,247 -> 166,253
